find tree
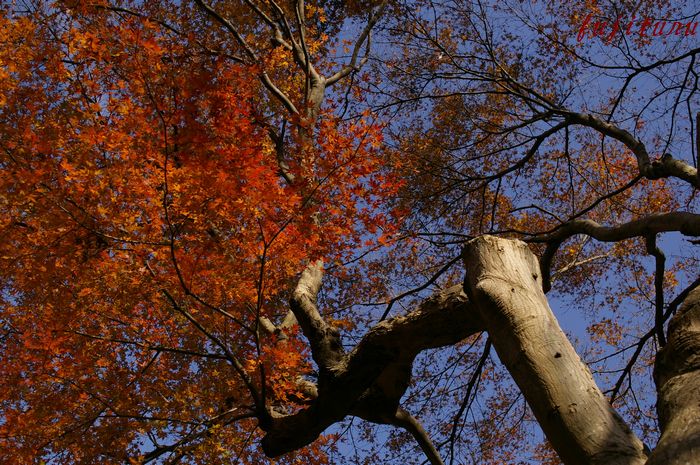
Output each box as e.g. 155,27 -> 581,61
0,1 -> 698,464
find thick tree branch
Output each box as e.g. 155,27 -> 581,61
267,124 -> 296,185
289,260 -> 344,372
260,285 -> 482,457
647,287 -> 700,465
463,236 -> 647,465
259,310 -> 298,341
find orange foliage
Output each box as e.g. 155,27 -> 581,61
0,4 -> 397,463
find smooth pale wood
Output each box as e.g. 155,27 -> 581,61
647,288 -> 700,465
463,236 -> 646,465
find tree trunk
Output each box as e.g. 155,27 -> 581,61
646,287 -> 700,465
463,236 -> 647,465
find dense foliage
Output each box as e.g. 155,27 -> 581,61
1,1 -> 699,464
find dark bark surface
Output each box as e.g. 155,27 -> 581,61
647,288 -> 700,465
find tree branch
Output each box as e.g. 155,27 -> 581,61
535,212 -> 700,292
289,260 -> 344,372
563,112 -> 699,187
326,1 -> 388,86
463,236 -> 647,465
260,285 -> 483,457
391,408 -> 445,465
645,234 -> 667,346
647,287 -> 700,465
194,0 -> 300,115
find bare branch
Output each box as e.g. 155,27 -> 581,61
326,1 -> 389,86
380,254 -> 461,321
646,235 -> 667,346
448,338 -> 491,465
564,112 -> 699,187
607,276 -> 700,402
536,212 -> 700,292
392,408 -> 445,465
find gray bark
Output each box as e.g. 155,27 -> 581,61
261,282 -> 483,457
646,287 -> 700,465
463,236 -> 647,465
261,236 -> 700,465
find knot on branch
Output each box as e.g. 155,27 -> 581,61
645,153 -> 674,179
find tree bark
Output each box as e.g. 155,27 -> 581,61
261,284 -> 483,457
463,236 -> 647,465
646,287 -> 700,465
